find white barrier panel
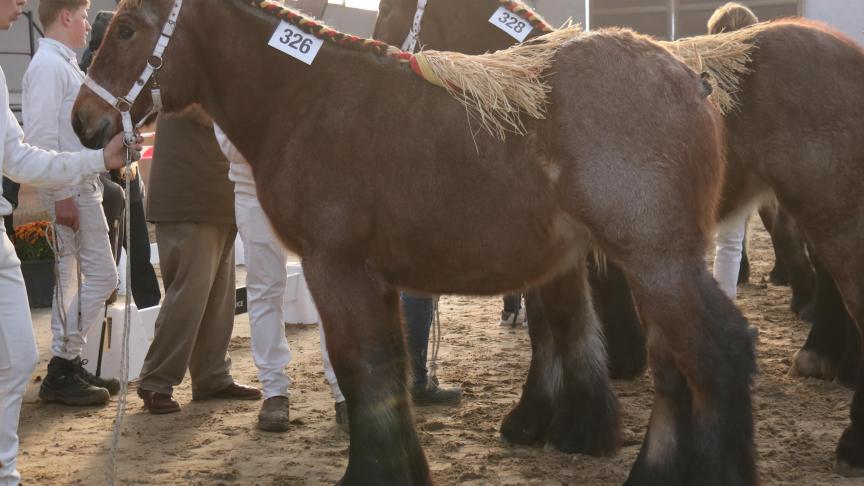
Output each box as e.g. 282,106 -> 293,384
283,262 -> 320,325
81,303 -> 159,381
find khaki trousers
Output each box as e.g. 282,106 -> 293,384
139,222 -> 237,396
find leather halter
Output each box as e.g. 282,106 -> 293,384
82,0 -> 184,144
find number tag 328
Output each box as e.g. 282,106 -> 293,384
268,20 -> 324,65
489,6 -> 533,42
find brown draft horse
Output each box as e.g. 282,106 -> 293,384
375,0 -> 651,383
72,0 -> 756,484
380,0 -> 864,477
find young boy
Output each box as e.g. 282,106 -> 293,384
2,2 -> 137,483
21,0 -> 120,406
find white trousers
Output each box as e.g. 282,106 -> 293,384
41,181 -> 118,360
235,192 -> 344,402
0,221 -> 40,485
714,212 -> 749,300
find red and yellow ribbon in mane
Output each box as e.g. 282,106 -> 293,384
498,0 -> 555,33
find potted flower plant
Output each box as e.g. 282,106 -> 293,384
14,221 -> 55,308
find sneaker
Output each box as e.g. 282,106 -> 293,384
411,381 -> 462,407
39,356 -> 110,406
335,401 -> 349,433
73,357 -> 121,395
499,307 -> 526,327
257,396 -> 290,432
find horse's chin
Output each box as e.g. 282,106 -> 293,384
74,115 -> 114,150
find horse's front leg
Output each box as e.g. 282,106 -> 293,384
303,258 -> 430,486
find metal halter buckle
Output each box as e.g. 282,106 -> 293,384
148,55 -> 164,70
115,98 -> 133,113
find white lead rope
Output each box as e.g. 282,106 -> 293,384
401,0 -> 427,53
85,1 -> 184,483
106,146 -> 134,486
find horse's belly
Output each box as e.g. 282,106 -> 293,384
379,209 -> 590,295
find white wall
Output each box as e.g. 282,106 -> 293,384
803,0 -> 864,45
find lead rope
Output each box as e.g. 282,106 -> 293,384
106,143 -> 135,486
401,0 -> 427,52
428,296 -> 442,385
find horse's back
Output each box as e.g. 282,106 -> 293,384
729,19 -> 864,220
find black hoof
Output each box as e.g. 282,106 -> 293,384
769,265 -> 789,286
837,426 -> 864,476
500,399 -> 549,445
544,396 -> 621,456
797,303 -> 815,323
790,292 -> 814,319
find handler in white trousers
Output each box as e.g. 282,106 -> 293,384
0,0 -> 135,477
214,125 -> 347,432
714,213 -> 748,300
21,2 -> 120,406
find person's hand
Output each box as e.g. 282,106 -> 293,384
54,198 -> 79,231
119,162 -> 140,181
103,133 -> 144,171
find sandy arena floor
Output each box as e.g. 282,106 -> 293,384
15,221 -> 862,485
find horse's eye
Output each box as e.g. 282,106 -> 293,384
118,25 -> 134,40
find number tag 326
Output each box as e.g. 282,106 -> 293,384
268,20 -> 324,65
489,6 -> 533,42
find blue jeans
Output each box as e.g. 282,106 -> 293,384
401,292 -> 436,388
503,294 -> 522,313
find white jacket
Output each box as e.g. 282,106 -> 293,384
1,66 -> 105,216
22,38 -> 97,202
213,124 -> 256,198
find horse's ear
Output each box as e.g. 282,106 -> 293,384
286,0 -> 328,18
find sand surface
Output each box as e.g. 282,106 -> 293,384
16,221 -> 860,485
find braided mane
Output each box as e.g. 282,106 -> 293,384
252,0 -> 404,58
497,0 -> 555,33
249,0 -> 581,139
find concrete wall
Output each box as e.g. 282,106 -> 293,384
803,0 -> 864,44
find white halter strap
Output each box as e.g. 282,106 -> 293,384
83,0 -> 184,143
400,0 -> 427,53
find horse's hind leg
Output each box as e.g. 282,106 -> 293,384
590,259 -> 647,379
799,227 -> 864,475
501,264 -> 621,456
621,255 -> 757,486
302,258 -> 430,486
790,257 -> 858,383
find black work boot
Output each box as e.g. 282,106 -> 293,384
411,379 -> 463,407
72,357 -> 121,395
39,356 -> 110,406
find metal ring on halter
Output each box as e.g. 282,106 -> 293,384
115,98 -> 133,113
147,55 -> 164,70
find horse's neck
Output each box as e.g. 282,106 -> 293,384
189,3 -> 401,164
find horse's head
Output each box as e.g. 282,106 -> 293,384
374,0 -> 539,55
73,0 -> 199,148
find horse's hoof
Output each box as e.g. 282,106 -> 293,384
500,402 -> 548,445
837,460 -> 864,478
545,416 -> 620,456
788,349 -> 837,380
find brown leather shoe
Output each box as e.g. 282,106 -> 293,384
193,382 -> 262,401
257,396 -> 290,432
138,388 -> 181,414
